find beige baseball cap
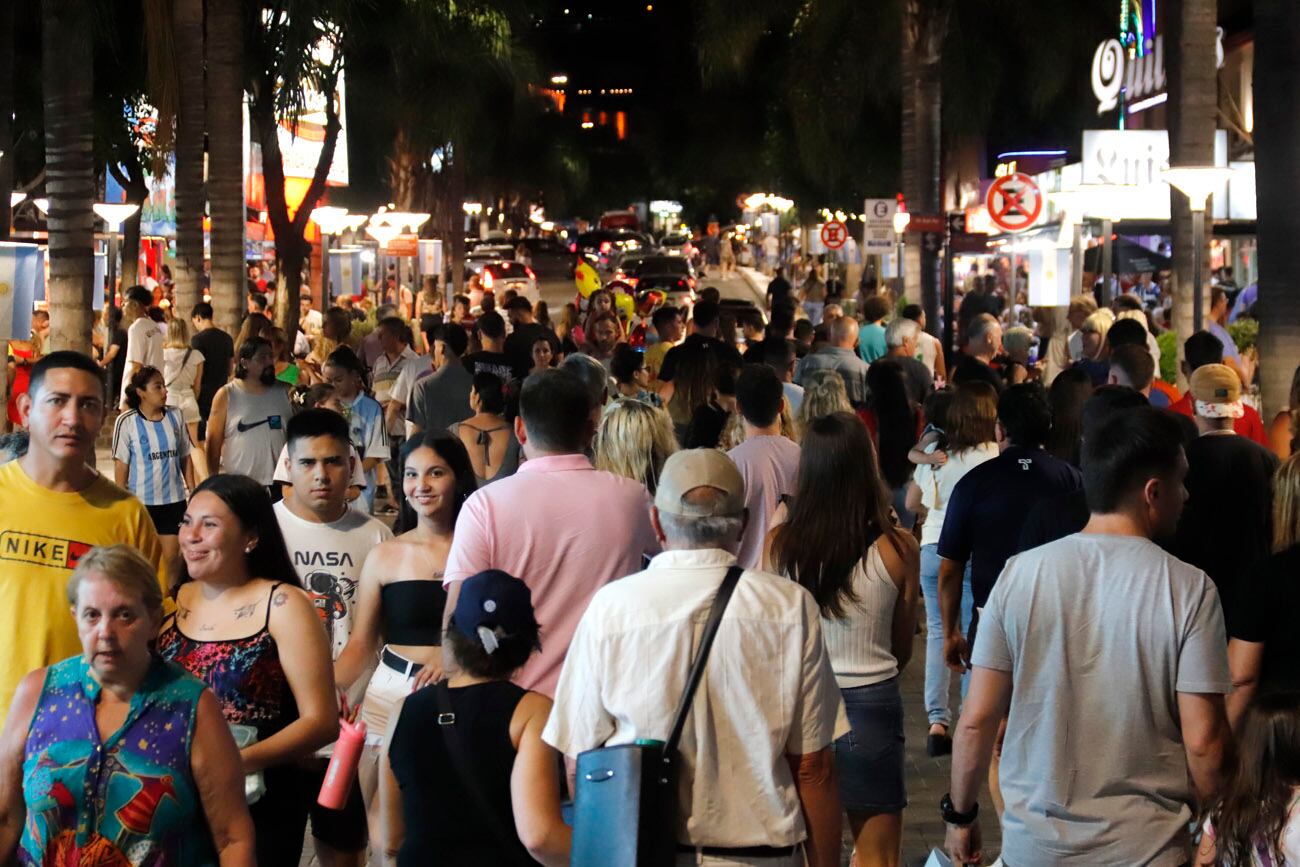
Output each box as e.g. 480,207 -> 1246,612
1190,363 -> 1244,419
654,449 -> 746,517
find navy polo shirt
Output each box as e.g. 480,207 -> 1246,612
938,445 -> 1083,608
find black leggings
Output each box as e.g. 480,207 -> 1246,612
250,763 -> 367,865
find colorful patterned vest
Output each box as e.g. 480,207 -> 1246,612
20,655 -> 217,866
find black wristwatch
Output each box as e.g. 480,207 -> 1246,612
940,793 -> 979,826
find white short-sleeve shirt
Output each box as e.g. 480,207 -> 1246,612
543,548 -> 848,848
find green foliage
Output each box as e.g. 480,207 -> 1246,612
1229,317 -> 1259,353
1157,330 -> 1178,384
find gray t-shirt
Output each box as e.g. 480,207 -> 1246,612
972,533 -> 1230,866
407,362 -> 473,436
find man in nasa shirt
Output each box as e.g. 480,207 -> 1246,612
272,409 -> 392,866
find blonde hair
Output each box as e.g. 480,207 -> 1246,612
1273,454 -> 1300,552
797,369 -> 852,434
1115,308 -> 1150,331
164,315 -> 191,350
1002,326 -> 1035,358
1081,310 -> 1114,358
1068,293 -> 1099,319
722,402 -> 798,449
66,544 -> 164,618
594,399 -> 678,493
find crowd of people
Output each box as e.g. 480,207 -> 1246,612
0,263 -> 1297,867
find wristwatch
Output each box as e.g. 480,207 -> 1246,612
940,793 -> 979,826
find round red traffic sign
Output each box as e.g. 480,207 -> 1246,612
820,220 -> 848,249
985,173 -> 1043,234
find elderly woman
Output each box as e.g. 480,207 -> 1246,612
1072,309 -> 1114,386
796,368 -> 853,434
157,474 -> 338,867
0,544 -> 255,865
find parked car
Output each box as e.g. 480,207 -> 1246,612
517,236 -> 578,280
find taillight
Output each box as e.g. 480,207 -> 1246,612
626,277 -> 638,288
483,270 -> 494,289
688,277 -> 696,288
600,241 -> 611,253
570,242 -> 577,252
526,267 -> 536,280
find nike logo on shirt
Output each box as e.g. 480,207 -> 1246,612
236,418 -> 271,432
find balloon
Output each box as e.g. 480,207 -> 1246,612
574,260 -> 601,298
613,290 -> 635,323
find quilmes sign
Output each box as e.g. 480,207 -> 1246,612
1091,30 -> 1225,116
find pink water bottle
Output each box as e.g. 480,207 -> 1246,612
317,717 -> 367,809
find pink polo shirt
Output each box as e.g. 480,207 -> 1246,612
444,453 -> 660,696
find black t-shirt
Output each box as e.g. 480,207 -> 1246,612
191,327 -> 234,419
684,403 -> 730,449
108,327 -> 129,401
658,333 -> 742,383
462,351 -> 516,384
1017,488 -> 1090,554
1230,544 -> 1300,695
766,276 -> 793,308
1173,433 -> 1279,619
950,354 -> 1004,392
938,445 -> 1084,608
503,322 -> 558,379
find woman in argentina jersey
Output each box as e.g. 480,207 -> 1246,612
113,365 -> 195,563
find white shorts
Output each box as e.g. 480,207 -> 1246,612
359,649 -> 417,746
167,391 -> 201,424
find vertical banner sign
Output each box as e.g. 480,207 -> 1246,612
94,251 -> 107,311
329,248 -> 363,300
0,243 -> 40,339
862,199 -> 898,251
1028,249 -> 1072,307
418,239 -> 444,276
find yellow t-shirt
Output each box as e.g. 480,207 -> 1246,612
0,460 -> 165,723
644,340 -> 673,383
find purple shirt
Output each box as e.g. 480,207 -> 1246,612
445,454 -> 659,696
728,435 -> 802,569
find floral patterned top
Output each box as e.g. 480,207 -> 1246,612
20,655 -> 216,866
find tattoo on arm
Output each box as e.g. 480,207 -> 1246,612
199,623 -> 215,633
234,603 -> 257,620
272,592 -> 288,607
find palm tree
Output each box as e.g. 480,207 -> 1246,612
171,0 -> 205,316
43,0 -> 96,353
206,0 -> 245,336
1253,0 -> 1300,419
1166,0 -> 1218,380
0,0 -> 14,241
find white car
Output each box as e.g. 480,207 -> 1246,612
471,260 -> 538,309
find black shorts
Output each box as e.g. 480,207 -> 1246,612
306,759 -> 368,852
145,501 -> 187,536
249,762 -> 368,864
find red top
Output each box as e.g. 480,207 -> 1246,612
1168,391 -> 1271,447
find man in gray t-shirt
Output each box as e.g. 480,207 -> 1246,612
406,323 -> 473,437
944,408 -> 1231,867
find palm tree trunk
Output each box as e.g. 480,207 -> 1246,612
1254,0 -> 1300,419
207,0 -> 245,337
1166,0 -> 1217,383
108,160 -> 148,291
900,0 -> 949,341
0,0 -> 14,242
448,148 -> 466,295
42,0 -> 96,354
172,0 -> 206,316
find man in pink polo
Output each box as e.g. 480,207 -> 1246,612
442,368 -> 659,696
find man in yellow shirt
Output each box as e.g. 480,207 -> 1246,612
645,306 -> 682,388
0,351 -> 164,723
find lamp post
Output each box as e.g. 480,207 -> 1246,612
1161,166 -> 1235,332
365,219 -> 401,307
892,210 -> 911,285
93,203 -> 140,309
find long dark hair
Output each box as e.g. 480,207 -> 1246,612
1212,692 -> 1300,865
124,365 -> 163,412
173,474 -> 299,592
325,344 -> 370,393
393,432 -> 479,534
866,359 -> 919,489
1045,366 -> 1093,468
234,336 -> 275,385
770,412 -> 901,618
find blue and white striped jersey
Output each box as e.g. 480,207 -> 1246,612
342,393 -> 389,514
112,407 -> 191,506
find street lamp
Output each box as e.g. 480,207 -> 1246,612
311,206 -> 352,300
1074,184 -> 1126,307
93,203 -> 140,308
9,192 -> 25,209
892,210 -> 911,283
365,218 -> 401,304
1161,166 -> 1235,332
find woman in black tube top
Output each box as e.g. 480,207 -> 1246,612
333,431 -> 478,841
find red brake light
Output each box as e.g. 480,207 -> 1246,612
526,267 -> 536,280
482,270 -> 494,289
570,242 -> 577,252
600,241 -> 611,253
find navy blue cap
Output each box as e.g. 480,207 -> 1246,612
450,570 -> 537,653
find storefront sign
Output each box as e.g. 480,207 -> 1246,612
1091,36 -> 1166,115
862,198 -> 897,251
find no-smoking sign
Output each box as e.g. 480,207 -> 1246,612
820,220 -> 848,250
985,173 -> 1043,234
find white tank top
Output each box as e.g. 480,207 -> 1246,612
820,542 -> 900,689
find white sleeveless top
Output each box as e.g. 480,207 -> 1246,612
820,543 -> 900,689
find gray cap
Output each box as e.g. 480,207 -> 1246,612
653,449 -> 746,517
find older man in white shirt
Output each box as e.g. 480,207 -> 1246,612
544,449 -> 848,867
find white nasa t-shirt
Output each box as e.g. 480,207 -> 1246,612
273,500 -> 393,658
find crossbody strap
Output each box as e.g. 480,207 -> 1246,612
432,681 -> 521,847
664,565 -> 743,755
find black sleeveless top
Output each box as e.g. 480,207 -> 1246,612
382,580 -> 446,646
388,680 -> 535,866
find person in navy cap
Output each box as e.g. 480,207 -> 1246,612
376,570 -> 571,866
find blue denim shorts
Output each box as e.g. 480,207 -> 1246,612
830,677 -> 906,813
